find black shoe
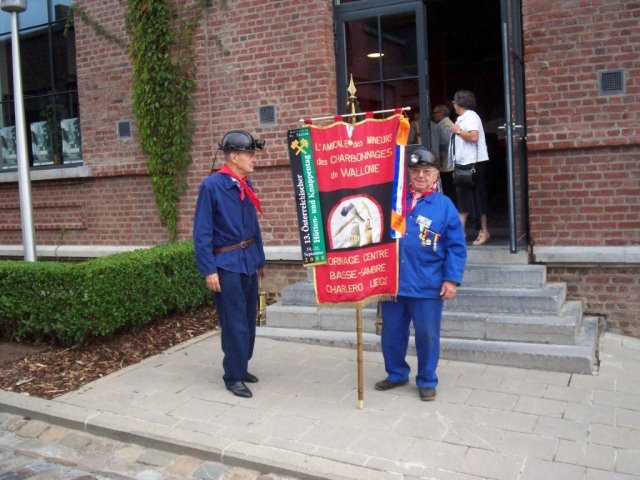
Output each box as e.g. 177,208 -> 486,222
226,382 -> 252,398
419,387 -> 436,401
375,379 -> 408,391
244,372 -> 259,383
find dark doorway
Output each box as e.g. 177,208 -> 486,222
426,0 -> 508,239
335,0 -> 510,242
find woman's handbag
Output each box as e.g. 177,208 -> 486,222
453,163 -> 476,187
449,131 -> 476,187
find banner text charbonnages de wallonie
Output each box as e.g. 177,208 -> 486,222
287,112 -> 409,305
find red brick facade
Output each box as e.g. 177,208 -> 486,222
1,0 -> 638,335
547,267 -> 640,338
524,1 -> 640,246
527,146 -> 640,245
523,1 -> 640,335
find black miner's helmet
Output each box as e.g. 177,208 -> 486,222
218,130 -> 265,152
407,146 -> 438,167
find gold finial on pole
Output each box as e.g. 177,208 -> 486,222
347,74 -> 358,125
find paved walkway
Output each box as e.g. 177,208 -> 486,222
0,412 -> 296,479
1,331 -> 639,480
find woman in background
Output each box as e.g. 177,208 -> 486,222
451,90 -> 491,245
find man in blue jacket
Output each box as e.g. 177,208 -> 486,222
376,147 -> 467,401
193,130 -> 266,399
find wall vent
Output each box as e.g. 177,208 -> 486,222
598,69 -> 625,96
258,105 -> 276,125
117,120 -> 132,139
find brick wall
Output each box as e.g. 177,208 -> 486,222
523,0 -> 640,336
524,0 -> 640,247
528,146 -> 640,246
547,266 -> 640,337
180,0 -> 337,244
0,175 -> 165,244
523,1 -> 640,152
75,0 -> 143,170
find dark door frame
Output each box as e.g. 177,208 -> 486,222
335,0 -> 429,144
334,0 -> 529,249
500,0 -> 529,251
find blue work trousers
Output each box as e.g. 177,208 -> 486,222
214,269 -> 258,386
381,296 -> 444,388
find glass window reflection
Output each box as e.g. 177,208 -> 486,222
0,0 -> 81,170
51,0 -> 73,23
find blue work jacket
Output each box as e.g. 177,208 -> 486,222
193,173 -> 265,277
399,192 -> 467,298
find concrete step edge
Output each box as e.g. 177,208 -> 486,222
256,323 -> 599,374
266,301 -> 582,327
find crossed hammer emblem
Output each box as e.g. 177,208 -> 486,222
290,138 -> 309,155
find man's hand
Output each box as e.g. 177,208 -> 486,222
258,268 -> 265,280
440,280 -> 457,300
205,273 -> 221,292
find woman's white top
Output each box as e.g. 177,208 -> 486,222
453,109 -> 489,166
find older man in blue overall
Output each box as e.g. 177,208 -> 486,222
376,147 -> 467,401
193,130 -> 266,399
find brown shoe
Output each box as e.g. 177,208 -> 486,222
419,387 -> 436,401
375,379 -> 408,391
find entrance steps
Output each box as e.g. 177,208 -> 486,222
261,246 -> 599,374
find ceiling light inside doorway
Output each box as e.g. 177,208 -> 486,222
367,52 -> 384,59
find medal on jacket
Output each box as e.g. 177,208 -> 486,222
416,215 -> 440,251
417,215 -> 431,246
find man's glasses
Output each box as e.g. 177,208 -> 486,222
409,167 -> 437,176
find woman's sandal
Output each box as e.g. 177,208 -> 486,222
473,232 -> 491,246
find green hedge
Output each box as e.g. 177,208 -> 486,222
0,241 -> 211,345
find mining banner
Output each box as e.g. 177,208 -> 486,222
287,127 -> 327,266
287,112 -> 409,305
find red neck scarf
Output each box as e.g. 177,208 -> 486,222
408,185 -> 437,212
217,164 -> 263,215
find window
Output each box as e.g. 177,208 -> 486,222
343,13 -> 420,113
335,1 -> 426,145
0,0 -> 81,171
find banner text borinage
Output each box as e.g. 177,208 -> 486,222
288,112 -> 408,305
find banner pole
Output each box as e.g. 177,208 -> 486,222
356,304 -> 364,409
299,106 -> 411,125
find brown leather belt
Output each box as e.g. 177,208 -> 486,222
213,238 -> 255,254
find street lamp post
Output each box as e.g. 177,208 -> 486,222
1,0 -> 36,261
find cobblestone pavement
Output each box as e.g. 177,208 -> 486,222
0,412 -> 298,480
